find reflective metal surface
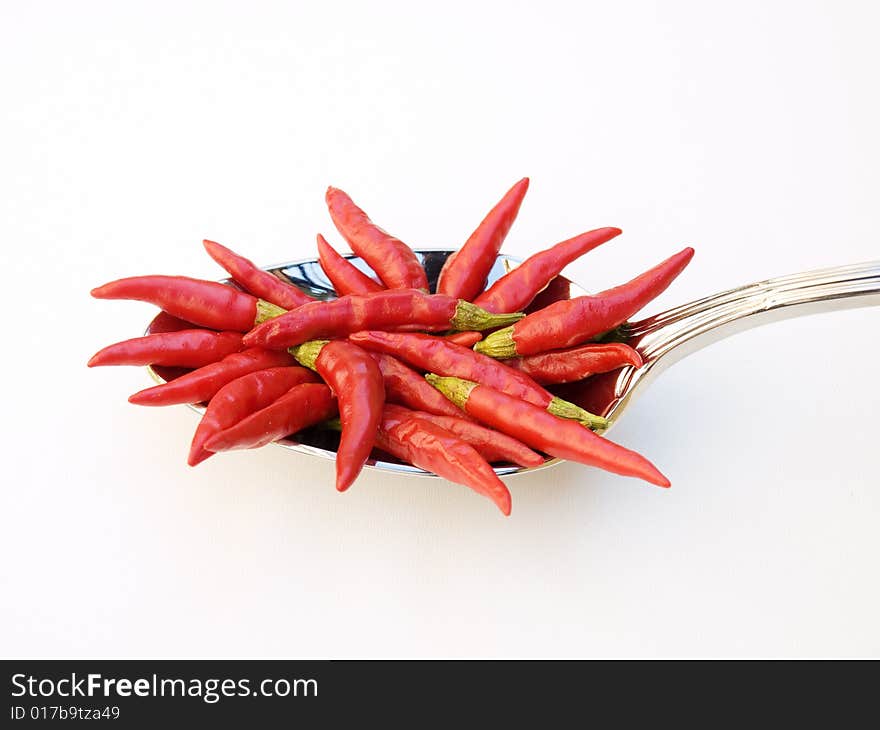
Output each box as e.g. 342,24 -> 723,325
146,250 -> 588,477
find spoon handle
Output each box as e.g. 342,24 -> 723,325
629,259 -> 880,367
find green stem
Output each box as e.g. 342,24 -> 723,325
424,374 -> 476,410
472,326 -> 517,358
255,299 -> 287,324
451,301 -> 523,331
547,397 -> 608,431
288,340 -> 329,371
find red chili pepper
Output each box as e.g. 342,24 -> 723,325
204,383 -> 337,453
369,351 -> 474,420
188,366 -> 319,466
475,227 -> 622,313
316,234 -> 384,296
91,275 -> 287,332
88,330 -> 243,368
325,186 -> 428,291
443,331 -> 482,348
436,177 -> 529,301
292,340 -> 385,492
502,343 -> 642,385
426,375 -> 669,487
203,239 -> 314,309
347,330 -> 607,429
375,405 -> 511,515
475,247 -> 695,357
243,290 -> 523,349
382,404 -> 543,468
128,347 -> 295,406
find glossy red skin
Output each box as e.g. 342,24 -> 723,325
474,227 -> 622,313
204,383 -> 337,452
325,187 -> 428,291
437,177 -> 529,301
370,352 -> 474,421
127,347 -> 294,406
443,331 -> 482,348
244,290 -> 457,349
376,406 -> 511,515
509,247 -> 694,355
458,383 -> 669,487
383,404 -> 543,468
316,234 -> 384,296
187,366 -> 318,466
315,341 -> 385,492
203,239 -> 313,309
502,343 -> 642,385
348,331 -> 553,408
91,275 -> 259,332
88,330 -> 243,368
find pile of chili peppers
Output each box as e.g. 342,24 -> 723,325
90,179 -> 695,515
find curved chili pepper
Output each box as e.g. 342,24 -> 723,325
347,330 -> 607,429
203,239 -> 314,309
88,330 -> 243,368
188,366 -> 318,466
474,227 -> 622,313
204,383 -> 337,453
128,347 -> 295,406
443,331 -> 482,348
502,343 -> 642,385
91,275 -> 287,332
316,234 -> 384,296
325,186 -> 428,291
375,405 -> 511,515
426,375 -> 669,487
475,247 -> 695,357
292,340 -> 385,492
436,177 -> 529,301
383,404 -> 543,468
244,290 -> 523,349
369,351 -> 474,421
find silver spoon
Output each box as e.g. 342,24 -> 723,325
146,253 -> 880,476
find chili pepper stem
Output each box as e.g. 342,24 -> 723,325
473,326 -> 517,358
451,302 -> 523,332
547,397 -> 608,432
255,299 -> 287,324
289,340 -> 330,371
425,374 -> 476,410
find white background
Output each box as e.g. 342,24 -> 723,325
2,1 -> 878,658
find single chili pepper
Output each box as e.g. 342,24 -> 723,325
91,275 -> 287,332
436,177 -> 529,301
502,343 -> 642,385
325,186 -> 428,291
291,340 -> 385,492
316,234 -> 384,296
204,383 -> 337,453
203,239 -> 314,309
128,347 -> 295,406
474,227 -> 622,313
383,404 -> 543,468
88,330 -> 243,368
188,366 -> 318,466
369,351 -> 474,421
347,330 -> 607,429
443,331 -> 482,348
426,375 -> 670,487
475,247 -> 695,358
375,405 -> 511,515
243,290 -> 523,349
